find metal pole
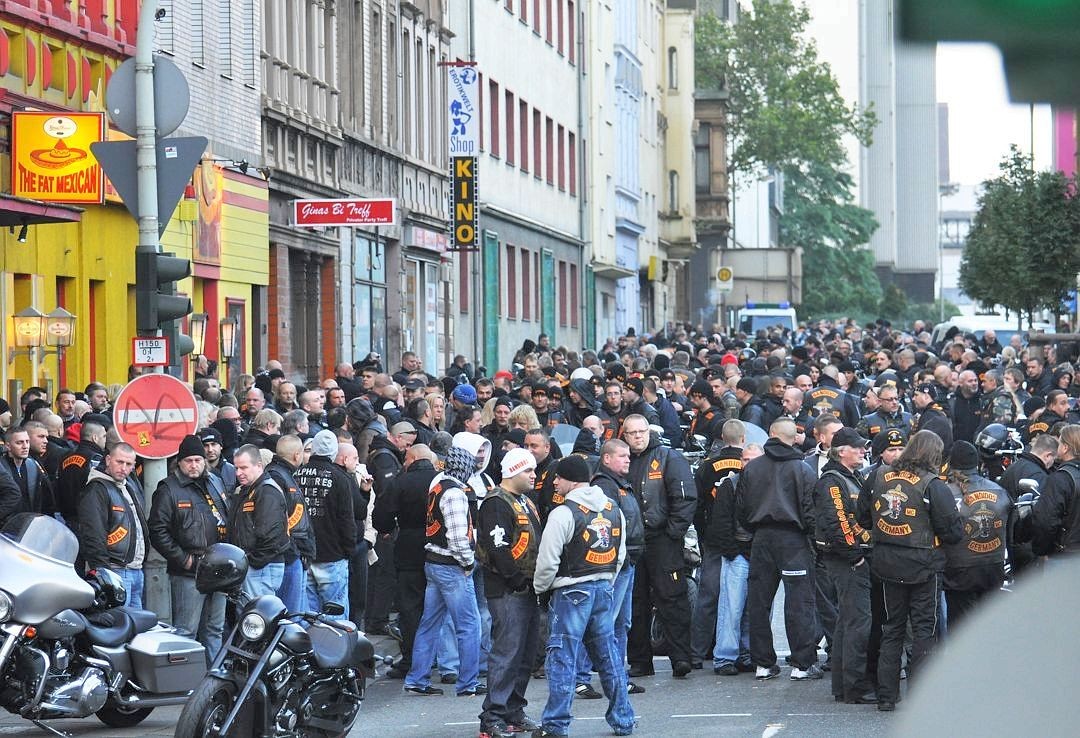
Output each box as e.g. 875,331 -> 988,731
135,0 -> 169,620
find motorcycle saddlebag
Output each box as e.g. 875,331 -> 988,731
128,631 -> 206,693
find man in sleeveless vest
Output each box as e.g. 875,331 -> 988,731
533,455 -> 635,738
229,444 -> 293,599
477,448 -> 543,738
857,430 -> 963,712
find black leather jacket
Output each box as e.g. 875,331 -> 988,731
148,470 -> 230,576
627,436 -> 695,541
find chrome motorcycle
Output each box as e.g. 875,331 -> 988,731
0,514 -> 205,733
175,543 -> 375,738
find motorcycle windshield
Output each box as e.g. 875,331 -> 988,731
1,513 -> 79,565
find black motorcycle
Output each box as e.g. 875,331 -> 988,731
175,544 -> 375,738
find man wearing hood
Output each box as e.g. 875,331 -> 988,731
476,448 -> 543,738
78,442 -> 146,607
404,446 -> 484,697
294,430 -> 357,616
345,397 -> 387,465
564,378 -> 599,428
624,414 -> 696,679
736,418 -> 821,681
642,378 -> 682,448
532,455 -> 635,738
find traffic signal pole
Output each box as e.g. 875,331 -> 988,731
134,0 -> 169,619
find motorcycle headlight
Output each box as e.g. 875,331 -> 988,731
240,613 -> 267,641
0,591 -> 11,622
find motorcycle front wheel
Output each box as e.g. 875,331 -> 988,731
96,702 -> 153,728
175,677 -> 251,738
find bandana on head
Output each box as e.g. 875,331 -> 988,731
444,446 -> 477,485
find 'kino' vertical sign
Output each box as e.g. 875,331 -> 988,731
448,63 -> 479,251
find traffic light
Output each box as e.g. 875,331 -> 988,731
899,1 -> 1080,103
135,250 -> 194,365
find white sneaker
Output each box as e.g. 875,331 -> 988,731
755,665 -> 780,680
790,664 -> 824,680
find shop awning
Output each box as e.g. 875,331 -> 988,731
0,193 -> 84,227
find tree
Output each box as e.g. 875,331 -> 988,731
781,163 -> 881,318
695,1 -> 876,180
960,146 -> 1080,325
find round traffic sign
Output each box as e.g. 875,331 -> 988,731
717,266 -> 733,282
113,373 -> 199,459
105,55 -> 191,139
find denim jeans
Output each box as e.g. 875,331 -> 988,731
713,554 -> 751,668
244,562 -> 285,599
480,592 -> 540,729
405,563 -> 481,694
432,566 -> 491,677
277,558 -> 307,613
691,548 -> 725,663
576,563 -> 635,684
171,575 -> 226,663
119,568 -> 144,609
542,580 -> 636,736
436,618 -> 459,676
307,559 -> 350,618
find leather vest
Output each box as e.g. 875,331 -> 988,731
945,474 -> 1010,566
688,407 -> 716,439
821,469 -> 871,549
94,479 -> 140,563
476,487 -> 541,579
870,469 -> 935,549
426,479 -> 474,551
807,386 -> 846,417
556,499 -> 622,578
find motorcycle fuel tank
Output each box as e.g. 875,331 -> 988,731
36,610 -> 86,640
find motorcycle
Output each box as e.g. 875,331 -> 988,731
176,543 -> 376,738
0,513 -> 206,733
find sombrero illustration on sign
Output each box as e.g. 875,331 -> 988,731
29,117 -> 89,169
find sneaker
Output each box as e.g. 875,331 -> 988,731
404,685 -> 444,696
531,666 -> 546,680
385,664 -> 409,679
531,729 -> 568,738
440,673 -> 459,684
505,716 -> 539,733
479,725 -> 516,738
690,661 -> 704,670
672,661 -> 692,678
736,660 -> 755,673
755,665 -> 781,680
846,691 -> 879,705
790,664 -> 825,681
627,681 -> 646,694
714,663 -> 739,676
628,664 -> 654,678
458,683 -> 488,696
387,622 -> 403,643
575,683 -> 602,699
878,701 -> 896,712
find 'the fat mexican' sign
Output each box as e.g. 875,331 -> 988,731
11,112 -> 105,204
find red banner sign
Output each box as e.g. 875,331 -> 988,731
293,198 -> 397,227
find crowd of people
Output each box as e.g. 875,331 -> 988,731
1,318 -> 1079,737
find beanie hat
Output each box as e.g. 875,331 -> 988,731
452,384 -> 477,405
688,379 -> 714,400
872,427 -> 908,457
720,353 -> 740,366
736,377 -> 759,395
444,446 -> 477,484
949,440 -> 980,471
501,448 -> 537,479
311,429 -> 339,459
504,428 -> 527,447
554,455 -> 591,483
177,434 -> 206,460
624,377 -> 645,396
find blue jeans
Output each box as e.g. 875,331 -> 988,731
576,563 -> 635,684
713,555 -> 751,668
244,562 -> 285,599
405,563 -> 481,694
542,580 -> 636,736
277,558 -> 306,613
307,559 -> 350,618
171,575 -> 225,663
119,568 -> 144,610
433,566 -> 491,676
437,619 -> 459,676
481,592 -> 540,728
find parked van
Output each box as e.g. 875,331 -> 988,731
737,303 -> 798,334
930,316 -> 1053,348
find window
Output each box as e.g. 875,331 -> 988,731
403,30 -> 412,153
505,0 -> 513,10
668,170 -> 679,212
557,124 -> 565,190
568,131 -> 577,196
241,0 -> 256,85
533,0 -> 540,33
520,0 -> 527,23
533,108 -> 542,178
695,123 -> 711,194
522,249 -> 532,320
218,2 -> 232,75
668,47 -> 678,89
534,251 -> 541,319
506,244 -> 517,319
558,260 -> 567,326
459,249 -> 470,313
570,263 -> 578,328
489,79 -> 500,157
568,0 -> 575,63
191,0 -> 205,65
545,117 -> 554,185
545,0 -> 552,43
506,90 -> 516,166
519,99 -> 529,172
557,0 -> 564,55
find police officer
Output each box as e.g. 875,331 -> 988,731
1030,425 -> 1080,558
814,427 -> 875,704
148,435 -> 230,659
532,456 -> 635,738
476,448 -> 543,738
856,385 -> 912,441
856,430 -> 963,712
941,441 -> 1010,629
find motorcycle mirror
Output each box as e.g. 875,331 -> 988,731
1018,478 -> 1039,492
321,601 -> 345,617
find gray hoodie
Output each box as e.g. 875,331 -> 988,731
534,483 -> 626,593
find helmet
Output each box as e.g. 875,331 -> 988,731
974,423 -> 1009,457
195,543 -> 249,595
87,568 -> 126,609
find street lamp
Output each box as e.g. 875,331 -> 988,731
219,316 -> 237,381
9,308 -> 45,363
188,313 -> 208,369
8,307 -> 77,384
44,307 -> 77,350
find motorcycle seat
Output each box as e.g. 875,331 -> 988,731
79,609 -> 135,648
118,607 -> 159,634
308,622 -> 361,670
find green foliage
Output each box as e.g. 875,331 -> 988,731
960,146 -> 1080,324
695,1 -> 877,179
878,285 -> 909,317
